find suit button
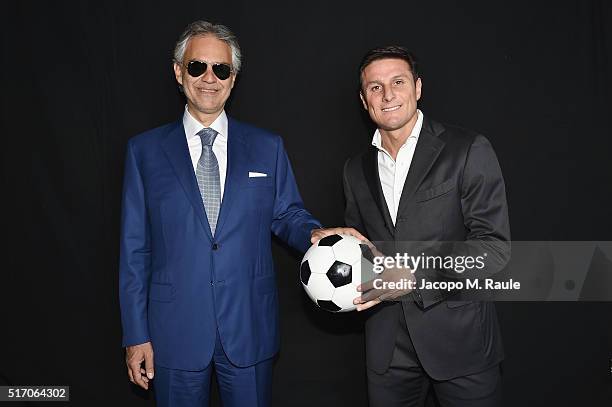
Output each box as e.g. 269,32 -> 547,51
212,243 -> 219,250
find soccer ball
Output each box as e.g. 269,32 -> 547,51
300,234 -> 372,312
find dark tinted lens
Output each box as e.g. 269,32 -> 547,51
212,63 -> 232,80
187,61 -> 207,77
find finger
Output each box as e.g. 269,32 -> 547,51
353,293 -> 371,304
130,361 -> 147,389
127,367 -> 134,383
136,375 -> 148,390
357,298 -> 381,311
360,289 -> 384,303
369,245 -> 385,258
310,229 -> 331,243
144,348 -> 155,380
360,239 -> 377,252
378,291 -> 393,301
140,368 -> 150,384
310,230 -> 322,243
341,228 -> 367,242
357,278 -> 377,292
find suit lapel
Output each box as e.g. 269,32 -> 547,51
161,121 -> 213,241
362,149 -> 395,236
396,117 -> 445,219
214,118 -> 248,237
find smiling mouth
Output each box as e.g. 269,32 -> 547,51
381,105 -> 401,112
196,88 -> 220,93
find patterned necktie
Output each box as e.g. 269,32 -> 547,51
196,128 -> 221,235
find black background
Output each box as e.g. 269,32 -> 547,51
1,0 -> 611,406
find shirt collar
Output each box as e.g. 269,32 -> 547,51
371,109 -> 423,151
183,105 -> 228,143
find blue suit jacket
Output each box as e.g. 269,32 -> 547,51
119,117 -> 320,370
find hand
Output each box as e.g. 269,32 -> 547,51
353,244 -> 416,311
310,227 -> 367,244
126,341 -> 154,390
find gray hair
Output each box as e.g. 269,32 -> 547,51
173,20 -> 242,74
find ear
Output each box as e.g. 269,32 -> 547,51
230,73 -> 236,89
173,63 -> 183,86
359,91 -> 368,111
415,77 -> 422,101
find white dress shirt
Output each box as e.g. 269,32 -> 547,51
372,109 -> 424,225
183,106 -> 228,198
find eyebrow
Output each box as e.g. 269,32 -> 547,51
364,75 -> 410,87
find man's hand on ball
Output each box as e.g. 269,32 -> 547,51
126,341 -> 154,390
354,245 -> 415,311
310,227 -> 367,244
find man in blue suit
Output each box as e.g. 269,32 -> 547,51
119,20 -> 361,407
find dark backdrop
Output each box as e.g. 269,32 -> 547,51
1,0 -> 611,406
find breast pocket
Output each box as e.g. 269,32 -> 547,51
245,176 -> 274,188
242,175 -> 275,213
414,178 -> 455,202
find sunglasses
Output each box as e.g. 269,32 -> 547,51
185,60 -> 233,80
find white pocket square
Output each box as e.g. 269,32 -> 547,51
249,171 -> 267,178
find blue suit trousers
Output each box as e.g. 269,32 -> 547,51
153,330 -> 273,407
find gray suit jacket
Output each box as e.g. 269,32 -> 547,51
343,116 -> 510,380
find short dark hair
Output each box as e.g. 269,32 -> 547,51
359,46 -> 419,90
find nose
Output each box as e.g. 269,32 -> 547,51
382,85 -> 395,102
201,65 -> 216,83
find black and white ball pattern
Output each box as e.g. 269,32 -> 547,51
300,234 -> 370,312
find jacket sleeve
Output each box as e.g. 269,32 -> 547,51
411,135 -> 511,309
271,136 -> 321,253
118,140 -> 152,347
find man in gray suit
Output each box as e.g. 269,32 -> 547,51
345,46 -> 510,406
